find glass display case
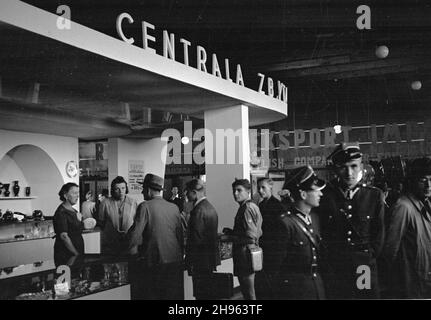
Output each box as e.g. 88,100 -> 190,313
0,254 -> 130,300
0,219 -> 54,244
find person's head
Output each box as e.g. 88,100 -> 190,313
110,176 -> 128,201
232,179 -> 252,203
257,178 -> 273,200
140,173 -> 164,201
98,189 -> 109,202
59,182 -> 79,205
171,186 -> 179,197
85,190 -> 93,201
408,158 -> 431,200
185,179 -> 205,203
284,166 -> 325,209
329,143 -> 363,189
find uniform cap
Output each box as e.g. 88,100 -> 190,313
328,142 -> 362,166
284,165 -> 326,191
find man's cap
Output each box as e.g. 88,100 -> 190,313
328,142 -> 362,166
409,157 -> 431,178
185,179 -> 205,192
283,165 -> 326,191
139,173 -> 164,191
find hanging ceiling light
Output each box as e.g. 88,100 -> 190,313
375,45 -> 389,59
181,137 -> 190,145
411,80 -> 422,90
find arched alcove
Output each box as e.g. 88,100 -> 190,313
0,145 -> 64,217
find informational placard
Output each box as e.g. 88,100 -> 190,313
128,160 -> 144,194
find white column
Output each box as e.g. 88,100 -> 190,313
204,105 -> 250,231
107,137 -> 167,203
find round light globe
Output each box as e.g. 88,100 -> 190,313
375,45 -> 389,59
411,80 -> 422,90
181,137 -> 190,145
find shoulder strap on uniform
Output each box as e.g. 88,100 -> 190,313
289,215 -> 318,248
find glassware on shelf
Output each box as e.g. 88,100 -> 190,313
81,266 -> 91,281
32,223 -> 40,237
3,184 -> 10,197
117,263 -> 128,285
103,264 -> 111,282
48,223 -> 54,236
13,181 -> 20,197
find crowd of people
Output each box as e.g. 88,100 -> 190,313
51,141 -> 431,299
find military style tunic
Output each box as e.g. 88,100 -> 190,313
317,179 -> 385,299
232,200 -> 263,276
260,207 -> 325,300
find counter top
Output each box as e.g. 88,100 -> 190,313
0,254 -> 131,300
0,227 -> 100,244
0,254 -> 128,281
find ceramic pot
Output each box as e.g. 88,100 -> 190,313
13,181 -> 20,197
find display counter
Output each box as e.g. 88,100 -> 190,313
0,254 -> 131,300
0,224 -> 101,268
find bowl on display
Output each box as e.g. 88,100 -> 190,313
83,218 -> 96,230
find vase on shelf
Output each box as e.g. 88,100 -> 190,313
3,184 -> 10,197
13,181 -> 20,197
25,186 -> 31,197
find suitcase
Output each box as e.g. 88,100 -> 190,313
193,272 -> 234,299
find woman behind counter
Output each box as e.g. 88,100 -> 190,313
227,179 -> 263,300
53,182 -> 84,266
98,176 -> 138,255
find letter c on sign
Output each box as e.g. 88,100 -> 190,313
116,13 -> 135,44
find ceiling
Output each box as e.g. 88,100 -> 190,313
2,0 -> 431,137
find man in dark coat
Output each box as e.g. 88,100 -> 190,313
317,143 -> 385,299
382,158 -> 431,298
259,166 -> 326,299
257,177 -> 285,235
255,177 -> 285,299
184,179 -> 221,299
168,186 -> 184,213
127,173 -> 184,300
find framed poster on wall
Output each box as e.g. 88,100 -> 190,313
128,160 -> 144,194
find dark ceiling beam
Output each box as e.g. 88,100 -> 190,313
302,64 -> 431,81
272,55 -> 430,78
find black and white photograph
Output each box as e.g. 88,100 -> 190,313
0,0 -> 430,305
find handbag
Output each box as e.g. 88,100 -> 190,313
193,272 -> 234,299
247,246 -> 263,272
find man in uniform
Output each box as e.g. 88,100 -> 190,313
317,143 -> 385,299
127,173 -> 184,300
259,165 -> 326,299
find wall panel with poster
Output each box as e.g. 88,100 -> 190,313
79,140 -> 108,202
128,160 -> 145,195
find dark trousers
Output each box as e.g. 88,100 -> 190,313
192,272 -> 213,300
130,261 -> 184,300
325,252 -> 380,299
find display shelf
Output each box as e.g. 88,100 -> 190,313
0,196 -> 37,200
